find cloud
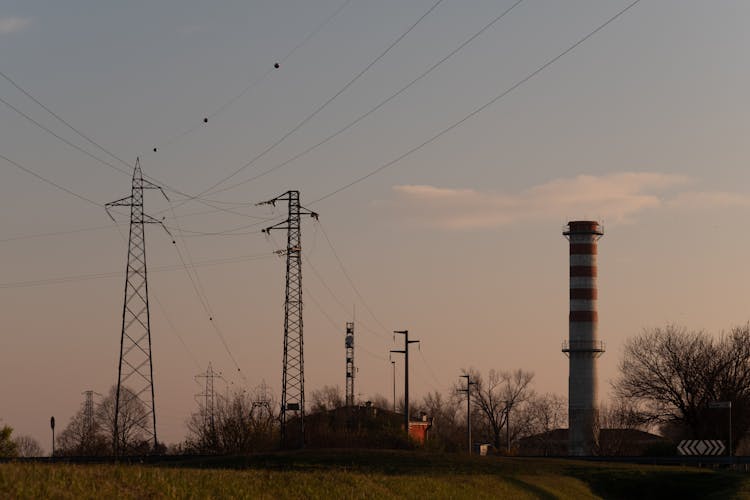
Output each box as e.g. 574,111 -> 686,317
667,191 -> 750,210
0,17 -> 31,35
382,172 -> 736,229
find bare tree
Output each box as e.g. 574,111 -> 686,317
364,393 -> 392,411
514,393 -> 567,456
524,393 -> 567,436
96,385 -> 150,454
466,368 -> 535,450
56,404 -> 108,456
13,435 -> 43,457
186,383 -> 279,454
595,399 -> 650,455
0,425 -> 18,458
310,385 -> 344,412
615,324 -> 750,451
412,391 -> 463,451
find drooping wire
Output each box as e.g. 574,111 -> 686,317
0,223 -> 121,244
302,250 -> 388,340
417,346 -> 450,393
302,283 -> 388,362
0,92 -> 131,175
112,223 -> 203,373
207,0 -> 525,197
0,205 -> 274,245
167,200 -> 249,382
196,0 -> 447,198
309,0 -> 643,205
266,228 -> 394,361
315,221 -> 391,336
0,69 -> 133,171
147,0 -> 354,156
0,251 -> 273,289
0,71 -> 275,219
0,152 -> 103,207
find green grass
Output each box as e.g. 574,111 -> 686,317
1,450 -> 748,499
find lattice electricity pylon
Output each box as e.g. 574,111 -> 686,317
257,190 -> 318,448
345,322 -> 355,407
82,390 -> 95,438
195,362 -> 222,450
105,158 -> 171,455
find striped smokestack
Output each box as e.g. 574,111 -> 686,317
563,220 -> 604,456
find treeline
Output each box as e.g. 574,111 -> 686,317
6,322 -> 750,457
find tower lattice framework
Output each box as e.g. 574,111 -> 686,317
195,362 -> 221,449
83,390 -> 95,438
106,158 -> 169,455
258,190 -> 318,447
345,322 -> 355,407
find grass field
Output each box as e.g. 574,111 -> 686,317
1,450 -> 748,499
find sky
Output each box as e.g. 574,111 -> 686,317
2,0 -> 750,451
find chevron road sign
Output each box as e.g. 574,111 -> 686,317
677,440 -> 726,456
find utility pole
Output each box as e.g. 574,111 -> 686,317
50,416 -> 55,458
345,322 -> 355,407
458,375 -> 475,454
258,190 -> 318,448
390,330 -> 419,435
106,158 -> 170,456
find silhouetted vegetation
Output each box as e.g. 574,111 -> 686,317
615,324 -> 750,452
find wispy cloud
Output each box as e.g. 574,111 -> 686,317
382,173 -> 749,230
0,17 -> 31,35
667,191 -> 750,210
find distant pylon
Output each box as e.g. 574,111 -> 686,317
345,322 -> 355,407
258,190 -> 318,448
195,362 -> 222,448
82,390 -> 95,438
106,158 -> 170,456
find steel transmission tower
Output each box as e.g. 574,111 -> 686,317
345,322 -> 355,407
195,362 -> 222,448
106,158 -> 170,455
83,390 -> 95,439
258,190 -> 318,447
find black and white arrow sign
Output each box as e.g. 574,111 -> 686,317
677,440 -> 726,456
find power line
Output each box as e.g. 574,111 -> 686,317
146,0 -> 354,156
110,220 -> 203,372
316,221 -> 391,336
0,95 -> 131,177
0,69 -> 132,170
196,0 -> 446,198
0,205 -> 274,245
0,72 -> 276,220
309,0 -> 643,205
208,0 -> 525,197
166,201 -> 248,381
0,251 -> 273,289
302,250 -> 388,340
302,282 -> 388,363
0,153 -> 102,207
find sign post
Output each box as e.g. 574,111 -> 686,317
50,416 -> 55,458
708,401 -> 732,458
